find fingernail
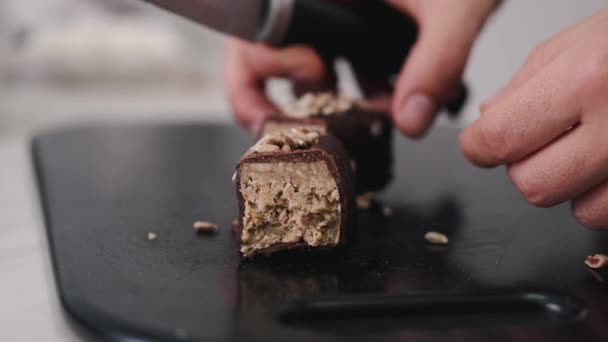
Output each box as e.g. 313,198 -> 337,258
398,93 -> 437,137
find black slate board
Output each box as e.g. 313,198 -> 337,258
32,124 -> 608,342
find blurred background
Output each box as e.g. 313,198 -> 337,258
0,1 -> 606,341
0,0 -> 606,134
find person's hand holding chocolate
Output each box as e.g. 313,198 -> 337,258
460,10 -> 608,229
224,0 -> 499,136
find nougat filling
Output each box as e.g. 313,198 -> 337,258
239,161 -> 340,257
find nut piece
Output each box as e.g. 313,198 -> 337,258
585,254 -> 608,269
356,192 -> 374,210
424,231 -> 448,245
194,221 -> 218,233
244,128 -> 322,158
254,144 -> 280,153
147,232 -> 157,240
283,92 -> 355,117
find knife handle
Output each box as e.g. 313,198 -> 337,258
279,0 -> 467,115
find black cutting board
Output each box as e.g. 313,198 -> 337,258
32,124 -> 608,342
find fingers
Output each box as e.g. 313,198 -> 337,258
224,39 -> 330,133
507,124 -> 608,208
390,1 -> 495,138
572,180 -> 608,230
481,11 -> 606,111
460,48 -> 585,168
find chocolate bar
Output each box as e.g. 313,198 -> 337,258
234,128 -> 355,258
261,93 -> 393,193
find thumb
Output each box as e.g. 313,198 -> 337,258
391,2 -> 493,138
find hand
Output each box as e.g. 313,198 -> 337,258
386,0 -> 498,137
224,0 -> 499,136
224,42 -> 331,132
460,10 -> 608,229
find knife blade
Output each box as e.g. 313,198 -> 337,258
141,0 -> 290,43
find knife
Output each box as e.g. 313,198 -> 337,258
141,0 -> 467,113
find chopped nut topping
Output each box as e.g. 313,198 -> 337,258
284,92 -> 355,118
585,254 -> 608,269
254,144 -> 280,153
382,206 -> 393,217
147,232 -> 157,240
244,127 -> 322,157
424,231 -> 448,245
193,221 -> 218,233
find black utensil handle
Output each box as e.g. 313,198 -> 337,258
280,0 -> 467,114
279,290 -> 587,322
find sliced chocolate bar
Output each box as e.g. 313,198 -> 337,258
234,128 -> 355,258
261,93 -> 393,193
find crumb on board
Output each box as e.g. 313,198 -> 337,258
585,254 -> 608,269
356,192 -> 375,210
193,221 -> 218,233
382,206 -> 392,217
232,218 -> 239,226
147,232 -> 157,240
424,231 -> 448,245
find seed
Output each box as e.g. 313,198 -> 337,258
382,206 -> 392,217
148,232 -> 157,240
259,137 -> 281,146
286,107 -> 309,118
335,98 -> 353,112
322,106 -> 335,115
330,189 -> 339,201
585,254 -> 608,269
356,195 -> 372,210
254,144 -> 280,153
194,221 -> 218,233
424,231 -> 448,245
290,128 -> 310,141
282,135 -> 297,149
299,93 -> 315,105
232,172 -> 237,183
314,93 -> 332,107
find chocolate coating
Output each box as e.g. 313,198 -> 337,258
262,107 -> 393,193
234,135 -> 355,258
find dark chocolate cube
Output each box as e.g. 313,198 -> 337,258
235,129 -> 355,258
